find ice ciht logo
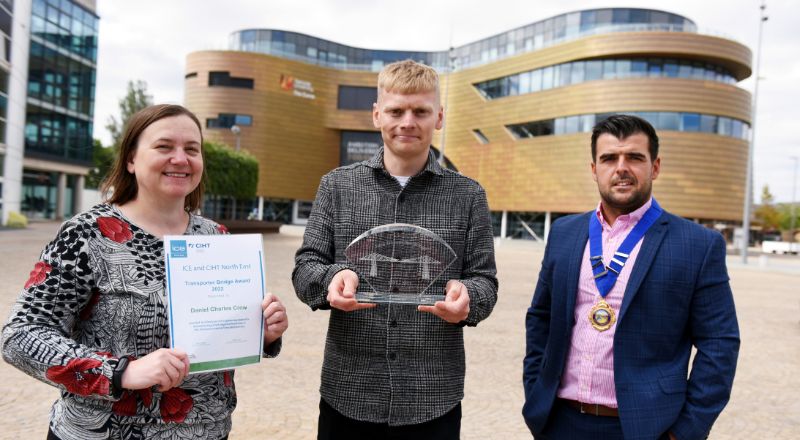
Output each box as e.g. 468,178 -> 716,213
170,240 -> 188,258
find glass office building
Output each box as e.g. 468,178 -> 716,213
1,0 -> 95,223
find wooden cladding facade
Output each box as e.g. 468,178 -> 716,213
185,31 -> 751,221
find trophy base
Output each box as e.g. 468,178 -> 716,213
356,292 -> 444,305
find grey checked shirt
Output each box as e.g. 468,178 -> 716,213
293,148 -> 498,426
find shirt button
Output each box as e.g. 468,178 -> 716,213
390,320 -> 398,327
391,286 -> 400,293
388,353 -> 397,361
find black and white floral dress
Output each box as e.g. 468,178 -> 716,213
1,204 -> 279,440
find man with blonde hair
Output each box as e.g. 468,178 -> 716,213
294,59 -> 498,439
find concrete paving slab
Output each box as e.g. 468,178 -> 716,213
1,222 -> 798,439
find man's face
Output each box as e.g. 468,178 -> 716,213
591,132 -> 660,215
373,89 -> 443,162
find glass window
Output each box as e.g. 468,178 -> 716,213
571,61 -> 584,84
678,61 -> 692,78
557,63 -> 570,87
208,71 -> 254,89
553,15 -> 567,40
507,124 -> 528,139
554,117 -> 565,135
630,59 -> 647,77
580,10 -> 597,31
616,59 -> 631,77
597,9 -> 613,25
639,112 -> 658,126
472,129 -> 490,144
691,62 -> 705,79
612,9 -> 629,23
541,66 -> 554,90
565,115 -> 579,134
603,60 -> 616,79
663,59 -> 679,78
234,115 -> 252,126
731,120 -> 743,138
508,75 -> 519,96
718,117 -> 732,136
579,114 -> 595,132
648,59 -> 662,77
659,113 -> 680,130
700,114 -> 716,133
630,9 -> 648,23
681,113 -> 701,132
585,60 -> 602,81
519,71 -> 531,94
530,69 -> 542,92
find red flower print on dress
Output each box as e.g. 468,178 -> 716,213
216,224 -> 229,234
24,261 -> 52,289
97,216 -> 133,243
80,289 -> 102,320
138,387 -> 153,407
112,391 -> 138,416
111,387 -> 153,416
160,387 -> 193,423
46,358 -> 109,396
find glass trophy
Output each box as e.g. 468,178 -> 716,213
344,223 -> 458,305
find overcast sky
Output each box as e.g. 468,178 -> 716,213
94,0 -> 799,204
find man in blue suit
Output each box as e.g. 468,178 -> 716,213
522,115 -> 739,440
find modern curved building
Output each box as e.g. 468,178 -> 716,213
185,8 -> 751,235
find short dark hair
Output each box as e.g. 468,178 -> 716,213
102,104 -> 205,211
591,114 -> 659,162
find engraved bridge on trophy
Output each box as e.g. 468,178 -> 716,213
344,223 -> 458,305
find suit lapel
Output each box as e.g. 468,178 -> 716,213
564,212 -> 591,326
619,212 -> 670,322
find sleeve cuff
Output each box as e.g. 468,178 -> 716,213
263,337 -> 282,358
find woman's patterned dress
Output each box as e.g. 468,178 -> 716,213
2,204 -> 279,439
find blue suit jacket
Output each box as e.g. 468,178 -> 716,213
522,210 -> 739,440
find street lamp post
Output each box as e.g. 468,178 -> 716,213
740,0 -> 768,263
791,156 -> 799,243
230,124 -> 242,151
438,47 -> 455,167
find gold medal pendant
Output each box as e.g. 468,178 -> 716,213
588,299 -> 616,331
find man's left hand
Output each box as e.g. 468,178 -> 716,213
262,292 -> 288,345
418,280 -> 470,324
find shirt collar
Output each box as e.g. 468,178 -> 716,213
364,146 -> 444,176
595,197 -> 653,229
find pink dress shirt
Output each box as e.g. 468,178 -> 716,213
556,198 -> 653,407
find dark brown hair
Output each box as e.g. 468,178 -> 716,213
102,104 -> 205,211
591,114 -> 659,162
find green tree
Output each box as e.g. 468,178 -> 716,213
755,185 -> 781,232
778,203 -> 800,231
203,140 -> 259,199
87,80 -> 153,189
105,80 -> 153,148
86,139 -> 115,189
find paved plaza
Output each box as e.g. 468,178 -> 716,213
1,221 -> 799,439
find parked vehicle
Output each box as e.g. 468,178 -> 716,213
762,240 -> 800,255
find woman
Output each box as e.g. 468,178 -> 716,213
1,104 -> 288,439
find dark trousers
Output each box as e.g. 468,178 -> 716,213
536,399 -> 624,440
317,398 -> 461,440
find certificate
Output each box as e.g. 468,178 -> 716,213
164,234 -> 265,373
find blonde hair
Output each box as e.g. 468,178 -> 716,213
377,59 -> 440,99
